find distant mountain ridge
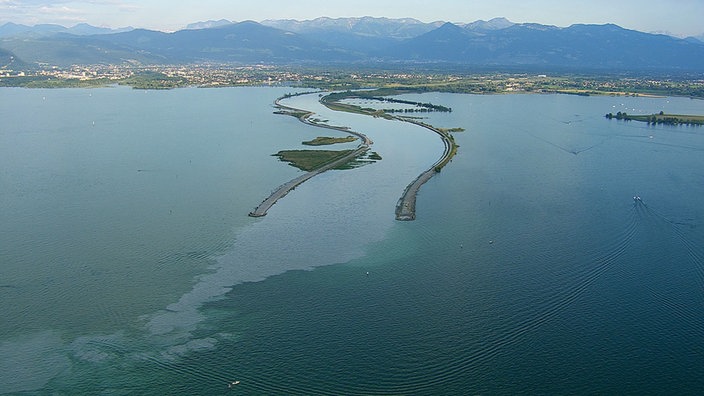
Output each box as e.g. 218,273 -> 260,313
0,22 -> 133,38
261,16 -> 444,39
96,21 -> 346,64
261,16 -> 445,53
463,17 -> 515,31
382,21 -> 704,70
1,17 -> 704,72
185,20 -> 233,30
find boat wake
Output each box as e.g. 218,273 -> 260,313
341,205 -> 641,394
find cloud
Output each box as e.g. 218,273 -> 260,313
1,0 -> 116,4
0,2 -> 86,24
0,0 -> 141,26
117,3 -> 139,13
1,0 -> 71,7
36,5 -> 86,23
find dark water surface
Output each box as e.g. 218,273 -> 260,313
1,88 -> 703,394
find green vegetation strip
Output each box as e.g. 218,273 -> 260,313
606,112 -> 704,125
274,149 -> 355,171
438,127 -> 465,133
0,76 -> 112,88
118,71 -> 188,89
274,110 -> 310,119
303,136 -> 357,146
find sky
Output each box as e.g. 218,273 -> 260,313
1,0 -> 703,37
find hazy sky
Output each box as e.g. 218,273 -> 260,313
1,0 -> 703,37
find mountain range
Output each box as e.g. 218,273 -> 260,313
1,17 -> 704,72
0,22 -> 133,38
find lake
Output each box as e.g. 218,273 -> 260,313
1,87 -> 703,394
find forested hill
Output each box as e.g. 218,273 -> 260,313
0,47 -> 23,69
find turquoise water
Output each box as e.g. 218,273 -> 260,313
1,87 -> 703,394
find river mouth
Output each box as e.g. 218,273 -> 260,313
253,91 -> 458,220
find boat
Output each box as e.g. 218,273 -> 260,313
228,380 -> 240,388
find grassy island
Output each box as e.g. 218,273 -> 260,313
274,149 -> 355,171
303,136 -> 358,146
368,152 -> 382,161
606,111 -> 704,126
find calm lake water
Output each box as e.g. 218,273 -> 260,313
1,87 -> 703,394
